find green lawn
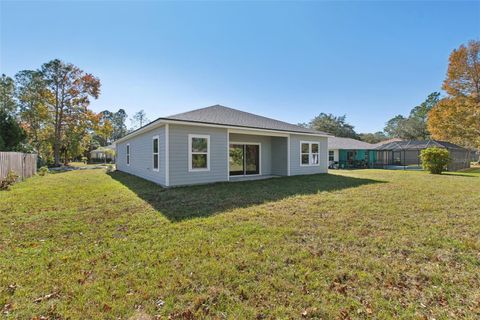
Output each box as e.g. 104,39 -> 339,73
1,169 -> 479,319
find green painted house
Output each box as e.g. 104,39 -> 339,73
328,137 -> 377,169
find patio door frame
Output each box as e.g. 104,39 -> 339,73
229,142 -> 262,176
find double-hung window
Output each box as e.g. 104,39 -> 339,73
189,134 -> 210,171
300,141 -> 320,166
329,150 -> 334,162
126,144 -> 130,165
152,136 -> 159,171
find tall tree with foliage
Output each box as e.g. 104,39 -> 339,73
428,40 -> 480,152
130,109 -> 150,130
442,40 -> 480,99
0,108 -> 26,151
429,96 -> 480,149
358,131 -> 388,144
95,108 -> 127,144
303,113 -> 359,139
0,74 -> 17,114
111,109 -> 128,140
93,111 -> 114,146
15,70 -> 53,158
41,59 -> 101,165
384,92 -> 440,140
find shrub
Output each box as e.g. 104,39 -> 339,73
38,166 -> 49,176
0,170 -> 19,190
420,147 -> 451,174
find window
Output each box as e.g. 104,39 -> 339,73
188,134 -> 210,171
152,136 -> 159,171
300,141 -> 320,166
126,144 -> 130,165
329,150 -> 334,162
347,151 -> 356,163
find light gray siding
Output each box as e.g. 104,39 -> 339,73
116,126 -> 166,186
271,137 -> 288,175
229,133 -> 272,175
116,123 -> 328,187
169,124 -> 228,186
289,134 -> 328,175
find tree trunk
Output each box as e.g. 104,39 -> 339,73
53,85 -> 61,166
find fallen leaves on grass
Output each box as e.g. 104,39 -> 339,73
33,292 -> 59,303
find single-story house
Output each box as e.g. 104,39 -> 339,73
373,140 -> 471,171
328,136 -> 377,169
115,105 -> 329,187
90,145 -> 116,162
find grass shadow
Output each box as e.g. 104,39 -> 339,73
441,172 -> 479,178
49,166 -> 106,174
109,171 -> 385,222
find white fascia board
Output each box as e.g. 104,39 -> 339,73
115,119 -> 329,144
161,119 -> 330,137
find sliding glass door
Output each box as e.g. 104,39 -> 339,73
229,144 -> 260,176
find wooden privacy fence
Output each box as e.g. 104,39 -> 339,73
0,152 -> 37,181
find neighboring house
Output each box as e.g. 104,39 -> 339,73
90,144 -> 116,162
372,138 -> 403,149
115,105 -> 329,187
328,136 -> 377,169
374,140 -> 471,171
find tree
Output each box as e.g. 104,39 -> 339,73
0,108 -> 26,151
93,111 -> 114,146
358,131 -> 388,144
41,59 -> 100,165
62,109 -> 99,163
130,109 -> 150,130
384,92 -> 440,140
443,40 -> 480,99
428,96 -> 480,149
111,109 -> 128,140
15,70 -> 53,159
304,113 -> 359,139
0,74 -> 17,114
95,108 -> 127,143
420,147 -> 451,174
384,115 -> 408,139
428,40 -> 480,152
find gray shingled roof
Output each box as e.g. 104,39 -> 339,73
162,105 -> 328,135
373,138 -> 404,148
328,136 -> 376,150
375,140 -> 466,150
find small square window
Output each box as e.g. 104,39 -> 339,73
301,154 -> 309,164
301,143 -> 309,153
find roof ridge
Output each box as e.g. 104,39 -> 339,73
166,104 -> 224,118
165,104 -> 326,134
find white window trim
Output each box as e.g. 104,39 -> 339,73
300,141 -> 320,167
188,134 -> 210,172
328,150 -> 335,162
228,141 -> 262,177
126,143 -> 130,166
165,124 -> 170,186
152,135 -> 159,172
287,134 -> 291,176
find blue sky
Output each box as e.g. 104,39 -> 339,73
1,1 -> 479,132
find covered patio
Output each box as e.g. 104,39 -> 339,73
228,131 -> 289,179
